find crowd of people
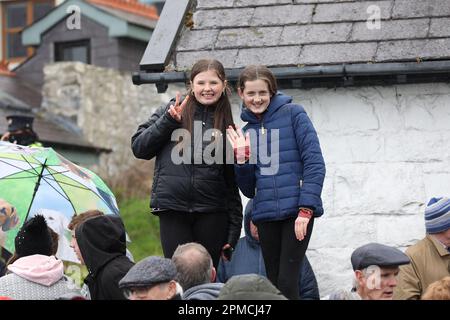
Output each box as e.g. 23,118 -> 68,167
0,59 -> 449,300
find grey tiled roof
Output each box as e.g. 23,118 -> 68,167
171,0 -> 450,70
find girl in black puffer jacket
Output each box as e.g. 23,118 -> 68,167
131,59 -> 242,268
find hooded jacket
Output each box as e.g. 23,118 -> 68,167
131,99 -> 243,247
0,254 -> 79,300
182,282 -> 223,300
76,215 -> 134,300
217,200 -> 320,299
235,93 -> 325,223
218,274 -> 287,300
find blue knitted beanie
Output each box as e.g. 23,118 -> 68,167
424,197 -> 450,234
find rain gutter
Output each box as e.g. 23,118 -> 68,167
133,60 -> 450,93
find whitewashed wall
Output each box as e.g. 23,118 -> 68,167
267,84 -> 450,297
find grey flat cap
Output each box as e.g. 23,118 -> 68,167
351,243 -> 410,271
119,256 -> 177,288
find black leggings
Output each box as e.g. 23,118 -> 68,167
158,211 -> 228,269
257,217 -> 314,300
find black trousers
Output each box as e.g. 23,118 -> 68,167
257,217 -> 314,300
159,211 -> 228,269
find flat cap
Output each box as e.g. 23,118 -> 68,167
119,256 -> 177,289
351,243 -> 410,271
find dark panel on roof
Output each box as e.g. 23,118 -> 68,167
139,0 -> 191,71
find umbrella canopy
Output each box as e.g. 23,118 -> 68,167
0,142 -> 120,259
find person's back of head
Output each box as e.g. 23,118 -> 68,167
422,276 -> 450,300
172,242 -> 213,290
13,214 -> 53,260
218,274 -> 287,300
75,214 -> 127,273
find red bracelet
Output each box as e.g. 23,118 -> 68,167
298,207 -> 313,219
234,145 -> 250,164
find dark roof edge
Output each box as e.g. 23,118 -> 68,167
139,0 -> 192,72
40,140 -> 112,153
133,60 -> 450,93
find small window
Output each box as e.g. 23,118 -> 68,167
33,2 -> 53,21
6,33 -> 27,58
2,1 -> 55,61
55,40 -> 90,64
6,3 -> 27,28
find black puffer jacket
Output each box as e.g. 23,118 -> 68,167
131,100 -> 243,247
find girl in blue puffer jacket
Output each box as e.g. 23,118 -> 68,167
227,65 -> 325,300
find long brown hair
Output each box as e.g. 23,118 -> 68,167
182,59 -> 234,135
237,65 -> 278,96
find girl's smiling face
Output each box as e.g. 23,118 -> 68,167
191,70 -> 226,106
238,79 -> 272,115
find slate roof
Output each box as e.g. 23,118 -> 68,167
172,0 -> 450,70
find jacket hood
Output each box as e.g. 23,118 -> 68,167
243,200 -> 258,246
218,274 -> 287,300
241,92 -> 292,123
75,215 -> 127,275
182,282 -> 223,300
7,254 -> 64,286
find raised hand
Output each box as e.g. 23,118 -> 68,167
0,132 -> 11,142
226,125 -> 251,164
168,92 -> 189,122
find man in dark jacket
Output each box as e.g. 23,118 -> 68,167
217,200 -> 320,300
75,215 -> 134,300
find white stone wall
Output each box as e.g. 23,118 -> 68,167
280,84 -> 450,297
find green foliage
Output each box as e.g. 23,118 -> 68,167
119,197 -> 163,262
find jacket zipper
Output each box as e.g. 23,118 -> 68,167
202,106 -> 208,127
190,106 -> 209,213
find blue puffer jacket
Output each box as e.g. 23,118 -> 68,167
235,93 -> 326,223
217,201 -> 320,300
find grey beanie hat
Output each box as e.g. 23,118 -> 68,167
119,256 -> 177,288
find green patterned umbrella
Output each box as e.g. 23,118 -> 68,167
0,142 -> 119,254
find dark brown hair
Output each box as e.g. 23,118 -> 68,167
48,227 -> 59,256
68,210 -> 104,231
237,65 -> 277,96
182,59 -> 234,135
